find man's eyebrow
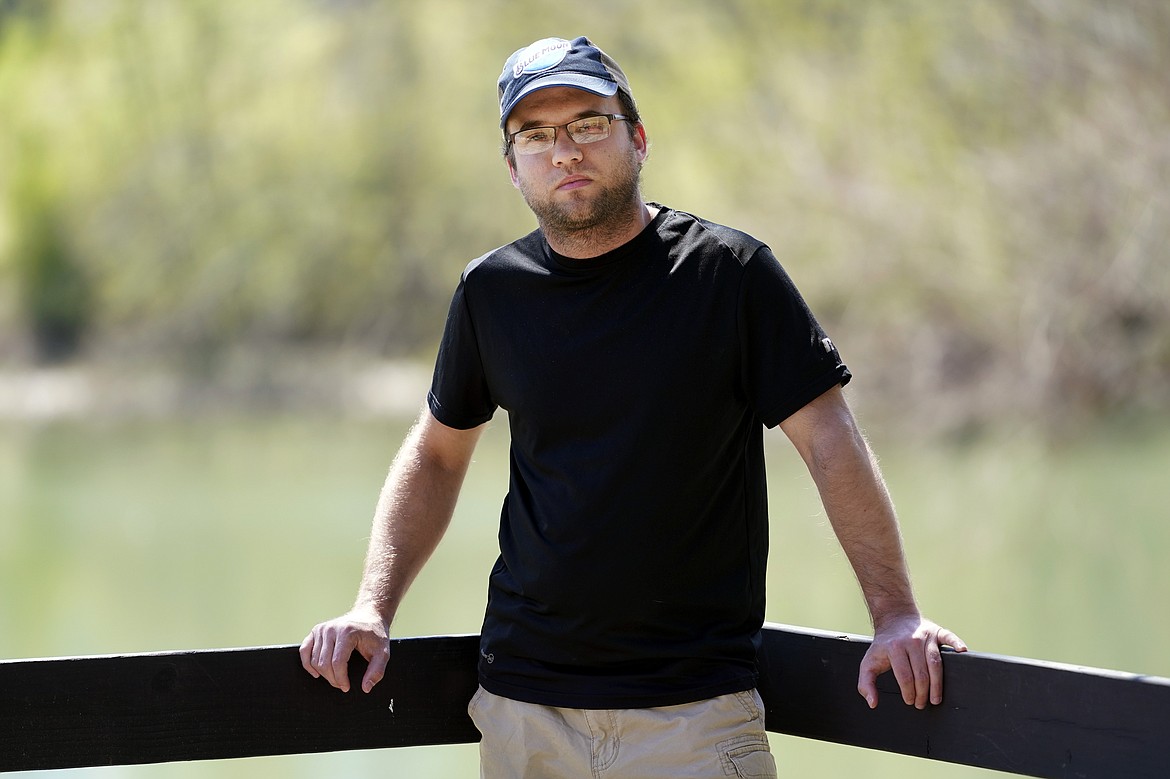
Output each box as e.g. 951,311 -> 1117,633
516,110 -> 605,132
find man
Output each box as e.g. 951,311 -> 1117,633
302,36 -> 966,778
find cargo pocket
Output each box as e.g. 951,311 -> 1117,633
717,733 -> 777,778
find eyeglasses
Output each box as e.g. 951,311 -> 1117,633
506,114 -> 630,156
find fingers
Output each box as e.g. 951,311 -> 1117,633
300,615 -> 390,694
893,627 -> 945,709
362,642 -> 390,693
298,633 -> 320,679
856,648 -> 887,709
938,628 -> 969,653
859,620 -> 967,710
300,622 -> 356,692
891,640 -> 926,708
927,628 -> 967,706
329,629 -> 358,693
857,634 -> 923,710
924,639 -> 944,706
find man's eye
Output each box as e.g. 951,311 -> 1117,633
574,118 -> 607,133
521,129 -> 553,143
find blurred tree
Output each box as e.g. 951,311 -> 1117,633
10,153 -> 92,362
0,0 -> 1165,434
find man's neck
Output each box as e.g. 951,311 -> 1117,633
543,202 -> 660,259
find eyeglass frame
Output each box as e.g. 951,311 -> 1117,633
504,113 -> 632,155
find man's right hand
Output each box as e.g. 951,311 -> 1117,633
299,606 -> 390,694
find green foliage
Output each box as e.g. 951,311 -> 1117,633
0,0 -> 1166,432
8,148 -> 91,361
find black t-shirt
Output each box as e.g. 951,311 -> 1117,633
428,205 -> 850,708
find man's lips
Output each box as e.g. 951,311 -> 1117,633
556,175 -> 592,191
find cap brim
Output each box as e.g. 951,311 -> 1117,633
500,74 -> 620,128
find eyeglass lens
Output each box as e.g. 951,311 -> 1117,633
512,116 -> 618,155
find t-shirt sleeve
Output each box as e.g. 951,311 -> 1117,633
427,279 -> 497,429
739,246 -> 851,428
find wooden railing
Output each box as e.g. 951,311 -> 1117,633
2,623 -> 1168,777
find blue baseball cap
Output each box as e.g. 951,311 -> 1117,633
498,36 -> 634,129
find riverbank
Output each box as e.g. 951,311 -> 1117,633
0,355 -> 432,422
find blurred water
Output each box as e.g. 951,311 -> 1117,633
2,413 -> 1167,777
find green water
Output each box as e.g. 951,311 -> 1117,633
3,414 -> 1168,778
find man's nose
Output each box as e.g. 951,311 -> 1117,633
550,129 -> 583,166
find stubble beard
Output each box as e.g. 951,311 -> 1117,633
518,152 -> 644,252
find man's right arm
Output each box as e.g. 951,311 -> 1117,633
299,406 -> 485,693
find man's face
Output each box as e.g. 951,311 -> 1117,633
504,87 -> 648,237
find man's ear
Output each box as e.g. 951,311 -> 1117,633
506,155 -> 520,189
633,122 -> 649,162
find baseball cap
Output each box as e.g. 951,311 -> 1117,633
497,36 -> 634,129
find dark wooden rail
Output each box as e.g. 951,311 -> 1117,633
2,623 -> 1168,777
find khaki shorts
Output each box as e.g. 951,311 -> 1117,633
468,685 -> 777,778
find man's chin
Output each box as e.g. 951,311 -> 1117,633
529,200 -> 604,234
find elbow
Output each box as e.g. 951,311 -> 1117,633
806,410 -> 871,478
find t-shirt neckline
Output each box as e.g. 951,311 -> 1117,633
544,203 -> 671,273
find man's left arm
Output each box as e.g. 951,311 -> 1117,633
779,385 -> 967,710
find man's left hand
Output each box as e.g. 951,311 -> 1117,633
857,614 -> 968,709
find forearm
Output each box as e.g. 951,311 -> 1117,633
782,388 -> 919,628
354,413 -> 480,625
301,408 -> 483,693
782,388 -> 967,709
807,422 -> 919,627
